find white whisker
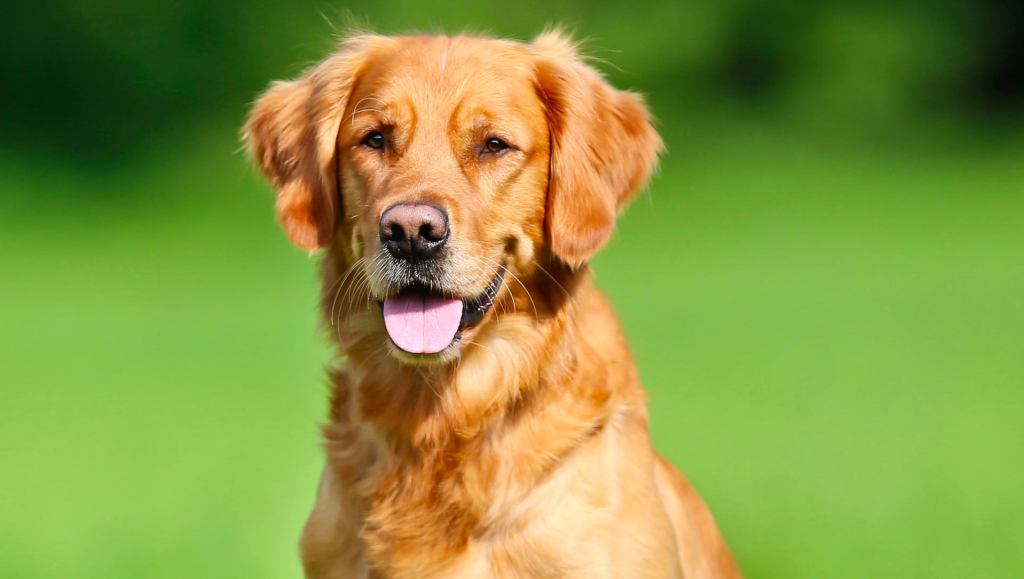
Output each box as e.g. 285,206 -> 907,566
534,262 -> 571,301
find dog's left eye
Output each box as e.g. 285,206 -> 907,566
482,137 -> 510,155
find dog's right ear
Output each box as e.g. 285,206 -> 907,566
243,35 -> 387,251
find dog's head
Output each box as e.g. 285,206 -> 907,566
245,32 -> 661,364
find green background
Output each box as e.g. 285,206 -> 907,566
2,1 -> 1022,577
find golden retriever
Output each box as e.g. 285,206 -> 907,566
244,30 -> 739,579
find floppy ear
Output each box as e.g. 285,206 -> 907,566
531,31 -> 664,268
243,35 -> 384,251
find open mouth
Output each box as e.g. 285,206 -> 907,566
380,271 -> 504,355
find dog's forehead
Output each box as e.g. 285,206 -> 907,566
358,36 -> 536,108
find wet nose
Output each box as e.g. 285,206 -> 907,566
379,204 -> 449,260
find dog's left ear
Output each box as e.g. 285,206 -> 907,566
243,35 -> 387,252
531,31 -> 664,268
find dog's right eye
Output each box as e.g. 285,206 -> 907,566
361,131 -> 386,150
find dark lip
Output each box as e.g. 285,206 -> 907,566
458,269 -> 505,329
378,269 -> 506,332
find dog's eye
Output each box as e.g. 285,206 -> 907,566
361,131 -> 386,150
483,137 -> 510,155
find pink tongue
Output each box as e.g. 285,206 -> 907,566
382,293 -> 463,354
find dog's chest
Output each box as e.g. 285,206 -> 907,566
356,446 -> 490,576
353,437 -> 620,579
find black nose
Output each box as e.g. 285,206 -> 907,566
379,204 -> 449,260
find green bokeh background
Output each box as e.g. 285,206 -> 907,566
2,2 -> 1022,577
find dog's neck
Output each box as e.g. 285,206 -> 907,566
318,249 -> 630,452
317,250 -> 644,575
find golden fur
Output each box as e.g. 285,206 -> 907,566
245,30 -> 740,578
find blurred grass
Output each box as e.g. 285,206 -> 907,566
2,111 -> 1023,578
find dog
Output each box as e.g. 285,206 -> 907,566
244,30 -> 740,579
